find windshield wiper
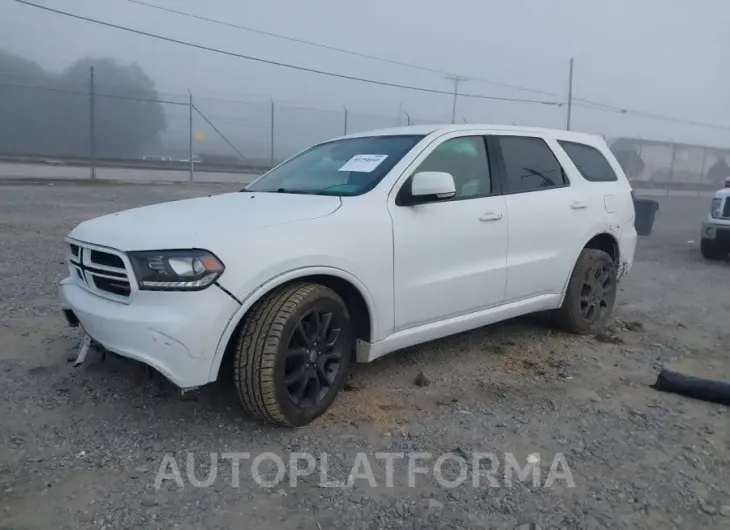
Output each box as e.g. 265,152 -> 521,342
241,185 -> 352,195
240,187 -> 307,194
275,187 -> 320,194
246,187 -> 343,195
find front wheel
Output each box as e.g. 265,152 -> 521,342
554,249 -> 617,334
233,283 -> 352,427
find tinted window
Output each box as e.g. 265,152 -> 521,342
497,136 -> 568,193
414,136 -> 491,198
246,135 -> 424,196
559,141 -> 619,182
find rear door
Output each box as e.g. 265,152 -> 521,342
491,133 -> 589,302
556,139 -> 634,228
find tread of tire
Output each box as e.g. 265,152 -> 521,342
554,248 -> 613,335
233,282 -> 322,426
701,239 -> 726,260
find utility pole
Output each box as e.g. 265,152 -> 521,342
397,101 -> 404,126
445,75 -> 468,124
188,89 -> 194,182
566,58 -> 574,131
89,66 -> 96,179
667,141 -> 677,196
269,97 -> 275,168
343,105 -> 348,135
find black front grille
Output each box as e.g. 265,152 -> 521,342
69,242 -> 132,300
723,199 -> 730,218
90,250 -> 125,269
93,276 -> 131,297
85,265 -> 126,278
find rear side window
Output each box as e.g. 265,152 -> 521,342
497,136 -> 568,193
559,141 -> 618,182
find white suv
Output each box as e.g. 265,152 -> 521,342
701,184 -> 730,260
59,125 -> 637,426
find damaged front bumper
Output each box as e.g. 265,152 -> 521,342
58,276 -> 239,389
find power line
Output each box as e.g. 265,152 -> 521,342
14,76 -> 730,134
0,73 -> 295,107
0,73 -> 190,102
14,0 -> 561,106
124,0 -> 627,110
572,101 -> 730,132
14,0 -> 730,133
0,80 -> 187,106
126,0 -> 550,94
125,0 -> 730,124
0,72 -> 407,112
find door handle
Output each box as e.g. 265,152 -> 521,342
570,202 -> 588,210
479,212 -> 503,222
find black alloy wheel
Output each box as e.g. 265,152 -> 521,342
554,249 -> 617,334
234,283 -> 352,427
283,309 -> 344,409
579,261 -> 614,324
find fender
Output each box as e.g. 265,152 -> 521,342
557,227 -> 620,307
206,266 -> 378,382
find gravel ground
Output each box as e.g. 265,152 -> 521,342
0,182 -> 728,530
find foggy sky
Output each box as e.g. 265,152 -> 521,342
2,0 -> 730,148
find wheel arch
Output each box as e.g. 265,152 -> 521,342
583,232 -> 620,263
208,267 -> 376,382
559,231 -> 621,304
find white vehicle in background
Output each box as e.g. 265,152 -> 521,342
59,125 -> 637,427
700,178 -> 730,260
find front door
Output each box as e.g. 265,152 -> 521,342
388,134 -> 508,331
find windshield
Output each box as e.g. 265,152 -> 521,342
245,135 -> 425,196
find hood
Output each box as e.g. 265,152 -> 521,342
68,191 -> 341,251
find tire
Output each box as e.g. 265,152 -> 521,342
233,282 -> 352,427
701,239 -> 726,261
554,249 -> 617,335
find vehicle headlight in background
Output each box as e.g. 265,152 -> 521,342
711,198 -> 722,218
128,249 -> 225,291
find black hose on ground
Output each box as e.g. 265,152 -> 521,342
651,369 -> 730,406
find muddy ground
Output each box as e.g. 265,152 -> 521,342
0,183 -> 728,530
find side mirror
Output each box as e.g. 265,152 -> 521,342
410,171 -> 456,200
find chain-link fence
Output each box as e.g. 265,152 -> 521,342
2,71 -> 730,191
608,137 -> 730,194
0,74 -> 449,177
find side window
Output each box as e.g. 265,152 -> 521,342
559,141 -> 619,182
413,136 -> 492,199
497,136 -> 568,194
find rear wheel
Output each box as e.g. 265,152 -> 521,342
233,283 -> 352,427
701,239 -> 727,261
554,249 -> 617,334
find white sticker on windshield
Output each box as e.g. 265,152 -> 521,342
338,154 -> 388,173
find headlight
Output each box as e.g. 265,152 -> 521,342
711,198 -> 722,218
128,249 -> 225,291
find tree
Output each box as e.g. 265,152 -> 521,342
0,51 -> 166,158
